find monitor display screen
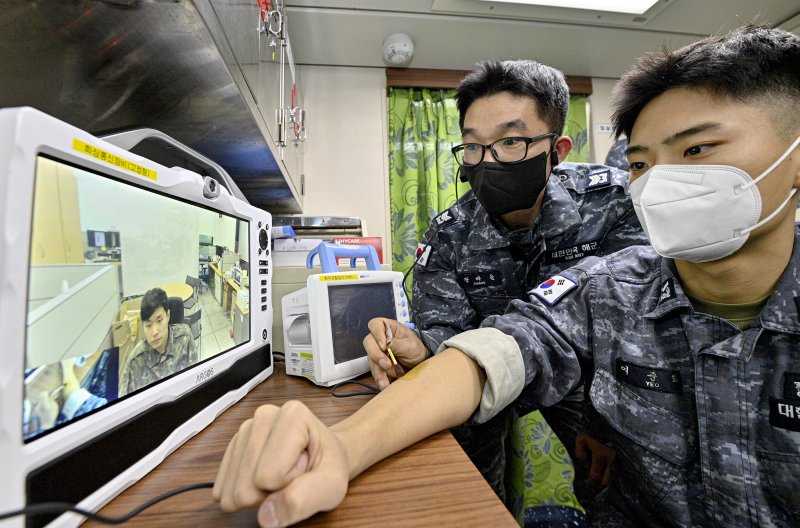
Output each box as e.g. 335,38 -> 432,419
22,155 -> 251,442
327,282 -> 396,365
86,229 -> 120,249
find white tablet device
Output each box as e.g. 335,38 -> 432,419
0,107 -> 274,527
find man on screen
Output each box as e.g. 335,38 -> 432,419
119,287 -> 198,396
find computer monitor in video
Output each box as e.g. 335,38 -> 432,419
86,230 -> 119,250
282,270 -> 410,386
0,107 -> 274,527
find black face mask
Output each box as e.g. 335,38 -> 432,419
461,151 -> 550,218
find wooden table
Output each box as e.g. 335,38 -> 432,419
157,283 -> 194,302
85,364 -> 517,527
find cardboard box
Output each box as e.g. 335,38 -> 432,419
113,297 -> 142,368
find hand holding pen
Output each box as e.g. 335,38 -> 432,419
363,318 -> 429,390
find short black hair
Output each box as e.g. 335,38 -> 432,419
456,59 -> 570,134
612,24 -> 800,140
140,287 -> 169,322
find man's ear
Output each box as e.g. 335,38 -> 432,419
553,135 -> 573,166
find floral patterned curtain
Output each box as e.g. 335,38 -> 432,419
387,87 -> 465,276
388,91 -> 590,275
564,95 -> 589,163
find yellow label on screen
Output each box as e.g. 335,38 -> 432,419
73,139 -> 158,180
318,273 -> 359,281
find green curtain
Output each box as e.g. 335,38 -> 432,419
387,88 -> 592,524
565,95 -> 590,163
387,88 -> 465,276
388,93 -> 590,276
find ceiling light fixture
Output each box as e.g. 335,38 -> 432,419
476,0 -> 660,15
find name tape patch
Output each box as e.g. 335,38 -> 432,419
615,358 -> 682,394
769,397 -> 800,432
784,373 -> 800,401
530,275 -> 577,305
547,239 -> 599,264
459,270 -> 502,289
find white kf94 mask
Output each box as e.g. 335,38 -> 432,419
629,136 -> 800,262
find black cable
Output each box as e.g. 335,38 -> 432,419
401,173 -> 468,356
330,379 -> 379,397
0,482 -> 214,524
401,175 -> 467,307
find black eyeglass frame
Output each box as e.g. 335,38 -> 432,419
451,132 -> 558,167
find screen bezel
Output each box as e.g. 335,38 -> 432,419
306,271 -> 408,385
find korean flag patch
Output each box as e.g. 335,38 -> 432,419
529,275 -> 577,305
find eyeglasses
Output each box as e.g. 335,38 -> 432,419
451,133 -> 557,166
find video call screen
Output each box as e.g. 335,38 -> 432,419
22,155 -> 250,442
327,282 -> 396,365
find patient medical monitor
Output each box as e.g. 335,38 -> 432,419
0,107 -> 274,527
283,266 -> 410,387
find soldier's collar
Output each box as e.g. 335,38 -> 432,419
535,175 -> 582,240
465,199 -> 513,250
466,176 -> 580,250
758,225 -> 800,335
643,260 -> 692,319
163,325 -> 177,358
643,230 -> 800,334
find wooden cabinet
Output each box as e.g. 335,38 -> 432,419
30,160 -> 84,264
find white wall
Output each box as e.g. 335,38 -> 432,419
214,214 -> 237,253
588,77 -> 620,164
298,66 -> 621,266
299,65 -> 391,256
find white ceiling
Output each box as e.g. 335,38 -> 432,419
284,0 -> 800,78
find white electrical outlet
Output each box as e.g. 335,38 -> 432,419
597,123 -> 614,134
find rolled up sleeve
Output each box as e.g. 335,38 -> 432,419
438,328 -> 525,424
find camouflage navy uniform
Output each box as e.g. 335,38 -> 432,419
604,138 -> 629,172
443,224 -> 800,527
412,162 -> 647,500
119,323 -> 198,396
